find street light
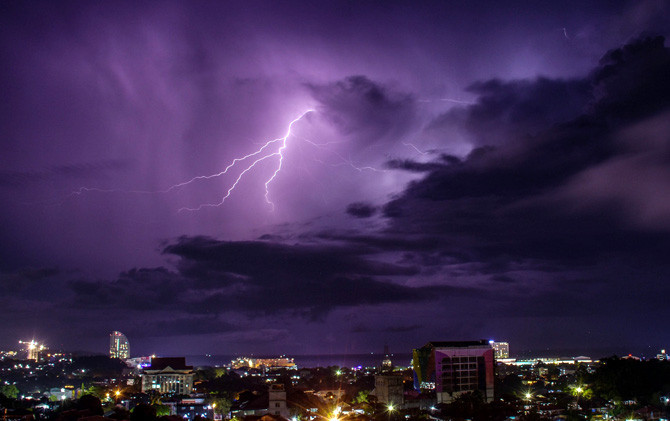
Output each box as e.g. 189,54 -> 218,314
329,405 -> 341,421
387,403 -> 395,421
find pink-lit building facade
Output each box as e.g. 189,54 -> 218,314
413,340 -> 495,404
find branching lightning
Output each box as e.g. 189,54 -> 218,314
70,110 -> 314,213
71,108 -> 388,213
177,109 -> 314,212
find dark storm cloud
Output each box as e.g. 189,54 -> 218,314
307,76 -> 417,145
68,237 -> 474,320
345,202 -> 377,218
428,77 -> 591,146
164,235 -> 417,279
590,35 -> 670,123
384,158 -> 449,173
383,36 -> 670,270
163,236 -> 458,318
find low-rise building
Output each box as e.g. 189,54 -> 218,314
141,357 -> 194,395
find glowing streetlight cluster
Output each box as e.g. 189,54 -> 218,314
19,340 -> 45,361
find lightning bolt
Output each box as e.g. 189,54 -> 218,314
299,137 -> 385,173
402,142 -> 430,155
177,109 -> 314,212
71,108 -> 383,213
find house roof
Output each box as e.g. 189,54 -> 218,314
148,357 -> 193,370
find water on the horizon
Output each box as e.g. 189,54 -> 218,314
186,353 -> 413,368
184,345 -> 655,368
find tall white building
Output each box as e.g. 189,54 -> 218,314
109,331 -> 130,359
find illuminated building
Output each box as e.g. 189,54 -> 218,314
19,340 -> 46,361
489,340 -> 510,359
125,355 -> 153,369
173,398 -> 210,419
230,356 -> 296,370
109,331 -> 130,359
141,357 -> 194,395
413,340 -> 495,404
49,386 -> 77,401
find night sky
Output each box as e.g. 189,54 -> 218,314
1,1 -> 670,358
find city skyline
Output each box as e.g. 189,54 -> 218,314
1,1 -> 669,357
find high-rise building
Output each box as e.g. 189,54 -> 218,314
413,340 -> 495,404
141,357 -> 194,395
489,341 -> 510,359
109,331 -> 130,359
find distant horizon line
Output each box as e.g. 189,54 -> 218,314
7,345 -> 665,361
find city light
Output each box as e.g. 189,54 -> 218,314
3,335 -> 670,421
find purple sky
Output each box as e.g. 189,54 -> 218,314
1,0 -> 670,358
